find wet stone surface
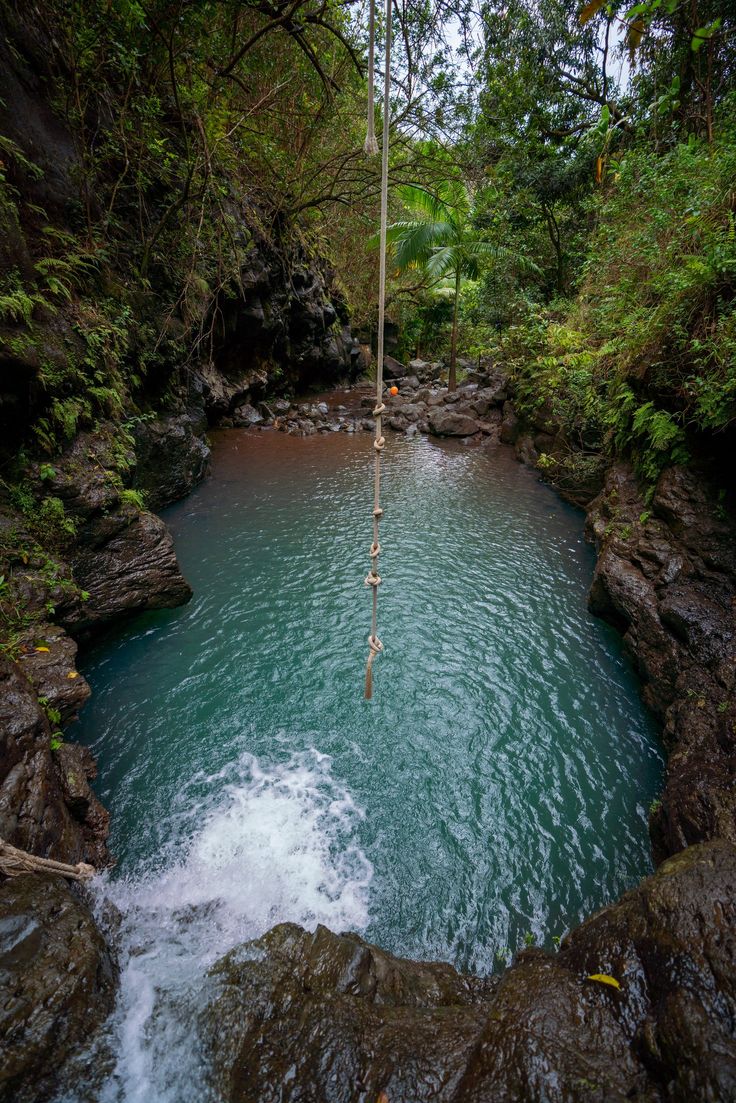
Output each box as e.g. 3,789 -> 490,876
201,840 -> 736,1103
0,874 -> 117,1103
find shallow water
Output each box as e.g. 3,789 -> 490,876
71,428 -> 663,1102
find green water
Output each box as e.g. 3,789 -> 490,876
74,429 -> 663,976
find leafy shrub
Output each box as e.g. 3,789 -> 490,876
507,125 -> 736,485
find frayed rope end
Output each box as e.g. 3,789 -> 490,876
364,656 -> 373,699
364,634 -> 383,699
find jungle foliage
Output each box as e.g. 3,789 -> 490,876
0,0 -> 734,488
451,0 -> 736,486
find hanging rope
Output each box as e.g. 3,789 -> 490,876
363,0 -> 391,699
0,838 -> 96,882
364,0 -> 379,155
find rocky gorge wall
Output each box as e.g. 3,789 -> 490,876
2,352 -> 736,1101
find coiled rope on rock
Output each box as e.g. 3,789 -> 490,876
0,837 -> 95,881
363,0 -> 391,699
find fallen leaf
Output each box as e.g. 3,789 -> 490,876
587,973 -> 621,989
34,646 -> 50,653
67,671 -> 79,679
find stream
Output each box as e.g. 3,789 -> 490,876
70,428 -> 664,1102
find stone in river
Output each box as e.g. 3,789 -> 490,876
427,408 -> 480,437
0,874 -> 117,1103
233,403 -> 263,426
383,355 -> 408,380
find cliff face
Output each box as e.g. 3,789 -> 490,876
0,7 -> 358,461
0,1 -> 358,880
587,464 -> 736,864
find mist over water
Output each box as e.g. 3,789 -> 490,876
71,429 -> 663,1101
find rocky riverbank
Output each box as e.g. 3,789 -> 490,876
199,838 -> 736,1102
222,358 -> 508,439
1,354 -> 735,1102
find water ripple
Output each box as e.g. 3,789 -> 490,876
74,430 -> 664,978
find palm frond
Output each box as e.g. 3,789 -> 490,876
389,221 -> 455,270
425,246 -> 460,280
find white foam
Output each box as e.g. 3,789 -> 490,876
87,749 -> 372,1103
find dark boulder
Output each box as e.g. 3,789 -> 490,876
69,510 -> 192,631
132,410 -> 210,510
201,922 -> 498,1103
428,408 -> 480,437
383,355 -> 408,380
0,874 -> 117,1103
200,840 -> 736,1103
0,658 -> 108,866
15,624 -> 90,724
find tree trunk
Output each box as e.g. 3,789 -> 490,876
449,268 -> 460,392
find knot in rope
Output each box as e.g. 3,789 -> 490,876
373,402 -> 386,416
370,541 -> 381,558
364,571 -> 382,587
373,435 -> 385,452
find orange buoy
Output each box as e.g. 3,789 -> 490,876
389,385 -> 399,396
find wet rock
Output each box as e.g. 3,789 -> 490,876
212,248 -> 354,398
383,355 -> 408,380
499,406 -> 520,444
0,874 -> 117,1103
398,403 -> 426,423
0,658 -> 109,866
34,432 -> 123,524
201,841 -> 736,1103
197,362 -> 267,420
132,410 -> 210,510
54,744 -> 109,865
232,403 -> 263,427
587,463 -> 736,859
15,624 -> 89,724
408,357 -> 433,380
428,408 -> 480,437
202,922 -> 498,1103
69,509 -> 192,631
515,433 -> 539,467
426,390 -> 447,406
21,427 -> 192,636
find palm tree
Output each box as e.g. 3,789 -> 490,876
384,179 -> 530,391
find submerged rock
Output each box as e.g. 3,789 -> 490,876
201,840 -> 736,1102
0,874 -> 116,1103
